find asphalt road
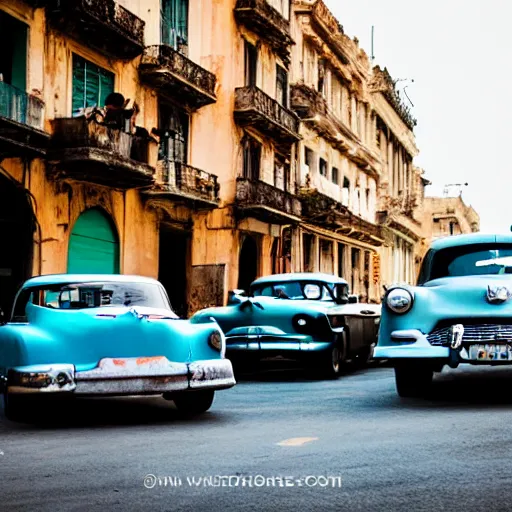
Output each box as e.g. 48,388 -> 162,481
3,362 -> 512,511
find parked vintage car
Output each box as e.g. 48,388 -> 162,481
374,233 -> 512,397
0,274 -> 236,421
191,273 -> 381,378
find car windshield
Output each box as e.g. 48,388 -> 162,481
422,243 -> 512,282
251,281 -> 342,301
12,281 -> 172,321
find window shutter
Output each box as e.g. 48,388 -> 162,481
72,55 -> 114,116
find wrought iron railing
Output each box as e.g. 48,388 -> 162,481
235,0 -> 290,34
50,117 -> 154,166
235,86 -> 299,136
142,45 -> 216,98
0,82 -> 45,130
46,0 -> 145,48
236,177 -> 301,217
159,160 -> 219,202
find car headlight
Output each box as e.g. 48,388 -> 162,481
386,288 -> 413,314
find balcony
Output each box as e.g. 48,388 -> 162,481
234,86 -> 300,144
45,0 -> 145,60
139,45 -> 216,110
143,159 -> 220,209
235,177 -> 302,224
0,82 -> 49,159
291,83 -> 380,176
300,188 -> 384,246
234,0 -> 293,65
47,117 -> 156,189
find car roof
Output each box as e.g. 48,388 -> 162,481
429,233 -> 512,252
21,274 -> 161,289
251,273 -> 348,287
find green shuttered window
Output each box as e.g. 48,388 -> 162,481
72,55 -> 115,116
161,0 -> 188,49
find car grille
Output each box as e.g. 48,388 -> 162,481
428,324 -> 512,346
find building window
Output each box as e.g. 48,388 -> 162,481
332,167 -> 339,185
351,248 -> 360,293
319,158 -> 327,177
342,176 -> 350,206
318,59 -> 326,95
242,136 -> 261,180
158,102 -> 189,163
274,154 -> 290,192
0,12 -> 28,91
276,65 -> 288,107
303,233 -> 315,272
161,0 -> 188,51
244,41 -> 258,87
72,55 -> 114,117
337,243 -> 345,277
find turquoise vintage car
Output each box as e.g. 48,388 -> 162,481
191,273 -> 381,378
0,274 -> 236,421
374,233 -> 512,397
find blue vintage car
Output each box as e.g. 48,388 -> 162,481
374,233 -> 512,397
191,273 -> 381,378
0,274 -> 236,421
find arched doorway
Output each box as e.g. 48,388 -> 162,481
68,208 -> 120,274
0,174 -> 35,314
238,234 -> 258,292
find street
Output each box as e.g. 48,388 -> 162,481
2,363 -> 512,511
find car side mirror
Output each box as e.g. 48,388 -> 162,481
348,295 -> 358,304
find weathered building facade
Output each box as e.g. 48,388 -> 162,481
422,195 -> 480,241
289,0 -> 385,303
370,65 -> 424,286
0,0 -> 305,317
1,0 -> 439,316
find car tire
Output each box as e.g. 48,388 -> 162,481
394,365 -> 433,398
317,345 -> 344,380
3,393 -> 34,422
172,390 -> 215,415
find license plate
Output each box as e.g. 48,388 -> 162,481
468,344 -> 512,361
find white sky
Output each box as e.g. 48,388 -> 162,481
324,0 -> 510,234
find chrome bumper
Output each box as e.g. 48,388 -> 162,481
373,329 -> 450,359
6,357 -> 236,395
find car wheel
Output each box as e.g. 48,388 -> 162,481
172,390 -> 215,415
394,365 -> 433,398
3,393 -> 34,422
317,345 -> 343,379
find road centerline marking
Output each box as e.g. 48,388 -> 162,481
276,437 -> 319,447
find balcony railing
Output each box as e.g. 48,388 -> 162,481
0,82 -> 44,130
235,177 -> 302,224
234,86 -> 300,143
0,82 -> 49,157
291,83 -> 380,175
45,0 -> 145,59
140,45 -> 217,109
300,188 -> 384,245
154,159 -> 220,205
234,0 -> 293,65
48,117 -> 156,188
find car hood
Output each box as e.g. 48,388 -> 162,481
0,303 -> 219,371
192,297 -> 381,336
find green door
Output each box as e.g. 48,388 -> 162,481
67,209 -> 120,274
